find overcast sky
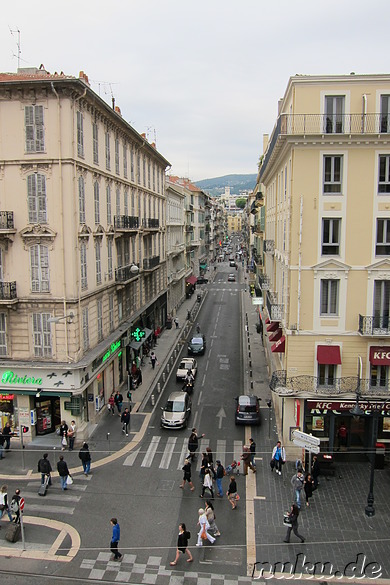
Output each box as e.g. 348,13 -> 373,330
2,0 -> 390,181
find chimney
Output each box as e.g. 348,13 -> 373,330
112,97 -> 115,110
79,71 -> 90,86
151,142 -> 156,149
141,133 -> 146,139
115,106 -> 122,117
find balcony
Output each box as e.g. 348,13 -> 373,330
115,264 -> 139,283
266,291 -> 283,321
142,218 -> 159,230
270,370 -> 390,398
143,255 -> 160,271
359,314 -> 390,336
0,281 -> 17,302
185,225 -> 194,232
0,211 -> 16,242
114,215 -> 139,230
264,240 -> 275,254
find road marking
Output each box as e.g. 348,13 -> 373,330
26,504 -> 75,515
177,438 -> 189,469
124,448 -> 140,466
201,374 -> 206,386
197,390 -> 203,406
22,491 -> 81,503
233,440 -> 242,463
27,482 -> 88,492
159,436 -> 177,469
216,407 -> 226,429
216,439 -> 226,464
141,436 -> 160,467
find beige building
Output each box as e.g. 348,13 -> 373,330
0,67 -> 170,441
258,74 -> 390,456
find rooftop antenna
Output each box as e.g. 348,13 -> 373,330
9,26 -> 21,70
146,126 -> 157,145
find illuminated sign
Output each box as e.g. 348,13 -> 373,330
131,328 -> 146,342
1,371 -> 43,386
0,394 -> 14,401
102,340 -> 122,363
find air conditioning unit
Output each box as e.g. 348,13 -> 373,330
290,324 -> 297,330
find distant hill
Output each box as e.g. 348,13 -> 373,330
195,174 -> 257,197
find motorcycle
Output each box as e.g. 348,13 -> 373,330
182,380 -> 194,394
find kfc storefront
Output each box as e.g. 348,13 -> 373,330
369,346 -> 390,389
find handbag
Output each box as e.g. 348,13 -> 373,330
270,459 -> 275,470
66,475 -> 73,485
283,513 -> 292,526
200,526 -> 207,540
235,494 -> 240,501
61,436 -> 67,446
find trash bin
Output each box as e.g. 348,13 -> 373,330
166,317 -> 172,330
375,442 -> 385,469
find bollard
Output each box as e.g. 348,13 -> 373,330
157,382 -> 161,393
107,432 -> 111,455
167,363 -> 170,373
162,372 -> 166,383
249,360 -> 252,368
151,394 -> 155,406
250,370 -> 253,377
249,352 -> 251,358
250,381 -> 254,390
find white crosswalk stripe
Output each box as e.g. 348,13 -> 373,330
141,436 -> 160,467
216,439 -> 226,464
159,436 -> 176,469
177,438 -> 189,469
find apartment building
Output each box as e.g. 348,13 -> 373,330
166,179 -> 186,315
258,74 -> 390,455
0,67 -> 170,441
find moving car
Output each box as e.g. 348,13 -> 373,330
228,273 -> 236,282
188,335 -> 206,356
229,260 -> 236,268
196,276 -> 209,284
161,391 -> 192,429
235,395 -> 261,425
176,357 -> 198,381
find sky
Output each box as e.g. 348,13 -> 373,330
1,0 -> 390,181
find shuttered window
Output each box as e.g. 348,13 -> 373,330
93,123 -> 99,164
106,184 -> 112,225
82,307 -> 89,350
27,173 -> 47,223
78,176 -> 86,224
30,244 -> 49,292
33,313 -> 52,357
94,181 -> 100,224
25,105 -> 45,152
95,241 -> 102,285
97,299 -> 103,341
80,242 -> 88,290
0,313 -> 7,356
77,111 -> 84,157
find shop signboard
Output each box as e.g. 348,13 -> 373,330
292,429 -> 320,452
18,406 -> 30,426
308,400 -> 390,416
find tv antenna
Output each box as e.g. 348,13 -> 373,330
9,26 -> 21,69
147,126 -> 157,145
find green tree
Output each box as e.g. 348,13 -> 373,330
235,198 -> 246,209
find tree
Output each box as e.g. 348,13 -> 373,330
235,198 -> 246,209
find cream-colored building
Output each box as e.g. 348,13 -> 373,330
0,67 -> 170,442
258,74 -> 390,456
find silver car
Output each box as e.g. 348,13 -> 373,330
161,391 -> 192,429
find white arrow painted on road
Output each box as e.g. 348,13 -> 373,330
216,407 -> 226,429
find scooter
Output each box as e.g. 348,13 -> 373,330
182,380 -> 194,394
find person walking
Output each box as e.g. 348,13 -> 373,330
311,455 -> 320,489
2,422 -> 12,451
150,352 -> 157,369
187,428 -> 204,462
174,317 -> 179,329
196,508 -> 215,547
215,460 -> 225,497
227,475 -> 238,509
108,393 -> 115,415
121,408 -> 130,436
110,518 -> 122,561
249,438 -> 256,467
241,446 -> 256,475
114,391 -> 123,416
57,455 -> 70,491
180,459 -> 195,491
199,452 -> 209,482
304,473 -> 314,507
0,429 -> 5,459
79,442 -> 91,476
283,504 -> 305,543
170,523 -> 193,565
291,469 -> 304,509
205,500 -> 220,536
10,489 -> 21,524
271,440 -> 286,475
38,453 -> 52,486
59,420 -> 68,451
200,468 -> 214,499
0,484 -> 13,523
68,420 -> 76,451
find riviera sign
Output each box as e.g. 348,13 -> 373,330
102,340 -> 121,364
1,370 -> 43,386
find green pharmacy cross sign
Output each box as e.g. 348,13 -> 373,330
132,328 -> 146,343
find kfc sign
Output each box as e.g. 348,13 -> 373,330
307,400 -> 390,416
370,346 -> 390,366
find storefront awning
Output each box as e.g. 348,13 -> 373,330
369,346 -> 390,366
199,263 -> 207,270
269,328 -> 282,343
317,345 -> 341,365
271,336 -> 285,353
129,327 -> 153,351
186,276 -> 197,286
266,322 -> 279,333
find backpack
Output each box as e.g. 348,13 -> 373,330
10,497 -> 19,513
186,531 -> 191,540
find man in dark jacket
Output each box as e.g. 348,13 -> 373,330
114,392 -> 123,415
79,442 -> 91,475
121,408 -> 130,436
311,455 -> 320,489
57,455 -> 70,491
215,460 -> 225,497
2,422 -> 13,450
38,453 -> 52,486
249,438 -> 256,468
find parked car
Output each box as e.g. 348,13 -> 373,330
161,392 -> 192,429
228,273 -> 236,282
235,395 -> 261,425
176,357 -> 198,381
197,276 -> 209,284
188,335 -> 206,356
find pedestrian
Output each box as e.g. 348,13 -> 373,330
0,429 -> 4,459
10,489 -> 21,524
110,518 -> 122,561
121,408 -> 130,436
108,393 -> 115,415
37,453 -> 52,486
206,446 -> 214,468
150,351 -> 157,369
241,446 -> 256,475
2,422 -> 13,450
196,323 -> 201,333
59,420 -> 68,451
0,484 -> 13,523
271,440 -> 286,475
249,438 -> 256,467
200,468 -> 214,499
174,317 -> 179,329
311,455 -> 320,489
337,422 -> 348,450
188,428 -> 204,462
79,442 -> 91,476
57,455 -> 70,491
199,452 -> 209,481
227,475 -> 238,509
283,504 -> 305,543
187,310 -> 191,321
291,469 -> 304,509
304,473 -> 314,507
180,458 -> 195,491
170,523 -> 193,565
68,420 -> 76,451
196,508 -> 215,547
114,391 -> 123,415
215,460 -> 225,497
136,367 -> 142,386
205,500 -> 220,536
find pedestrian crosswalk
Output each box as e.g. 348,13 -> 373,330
22,477 -> 89,515
123,436 -> 244,471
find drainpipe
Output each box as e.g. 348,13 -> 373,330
297,195 -> 303,332
51,82 -> 72,363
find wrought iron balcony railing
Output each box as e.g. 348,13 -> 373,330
266,291 -> 283,321
359,314 -> 390,336
143,255 -> 160,271
259,274 -> 270,290
264,240 -> 275,253
142,218 -> 160,229
270,370 -> 390,397
0,281 -> 17,300
114,215 -> 139,230
0,211 -> 15,230
115,264 -> 139,283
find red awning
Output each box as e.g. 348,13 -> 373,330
266,322 -> 279,333
370,346 -> 390,366
265,317 -> 270,325
317,345 -> 341,365
269,328 -> 282,343
186,276 -> 197,285
271,336 -> 285,353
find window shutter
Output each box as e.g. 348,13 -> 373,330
34,106 -> 45,151
40,246 -> 50,292
25,106 -> 35,152
27,174 -> 37,222
33,313 -> 43,357
37,174 -> 47,222
30,245 -> 40,292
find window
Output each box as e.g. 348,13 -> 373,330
25,105 -> 45,152
123,143 -> 128,178
370,365 -> 389,388
131,147 -> 135,181
95,241 -> 102,284
93,123 -> 99,164
108,294 -> 114,332
77,111 -> 84,157
82,307 -> 89,351
105,131 -> 110,170
30,244 -> 49,292
0,313 -> 7,356
33,313 -> 51,357
0,249 -> 3,281
116,187 -> 121,218
94,181 -> 100,224
137,153 -> 141,184
79,176 -> 86,224
148,159 -> 151,189
320,279 -> 339,316
380,95 -> 390,133
106,184 -> 112,225
115,138 -> 120,175
318,364 -> 336,386
97,299 -> 103,342
322,218 -> 340,255
323,155 -> 342,194
376,218 -> 390,255
124,189 -> 129,216
378,155 -> 390,193
373,280 -> 390,329
324,96 -> 345,134
143,155 -> 146,186
27,173 -> 47,223
107,238 -> 113,280
80,242 -> 87,290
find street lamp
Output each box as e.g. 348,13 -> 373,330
130,264 -> 139,275
48,312 -> 74,324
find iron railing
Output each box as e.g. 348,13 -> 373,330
142,218 -> 160,229
264,240 -> 275,253
143,255 -> 160,271
0,281 -> 17,300
0,211 -> 14,230
259,274 -> 270,290
114,215 -> 139,230
359,314 -> 390,336
115,264 -> 139,283
266,291 -> 283,321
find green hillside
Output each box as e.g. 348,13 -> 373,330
195,174 -> 256,196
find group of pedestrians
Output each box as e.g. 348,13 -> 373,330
37,443 -> 92,492
0,485 -> 22,525
58,420 -> 76,451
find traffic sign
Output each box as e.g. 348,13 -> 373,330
292,430 -> 320,446
19,497 -> 25,511
293,439 -> 320,454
